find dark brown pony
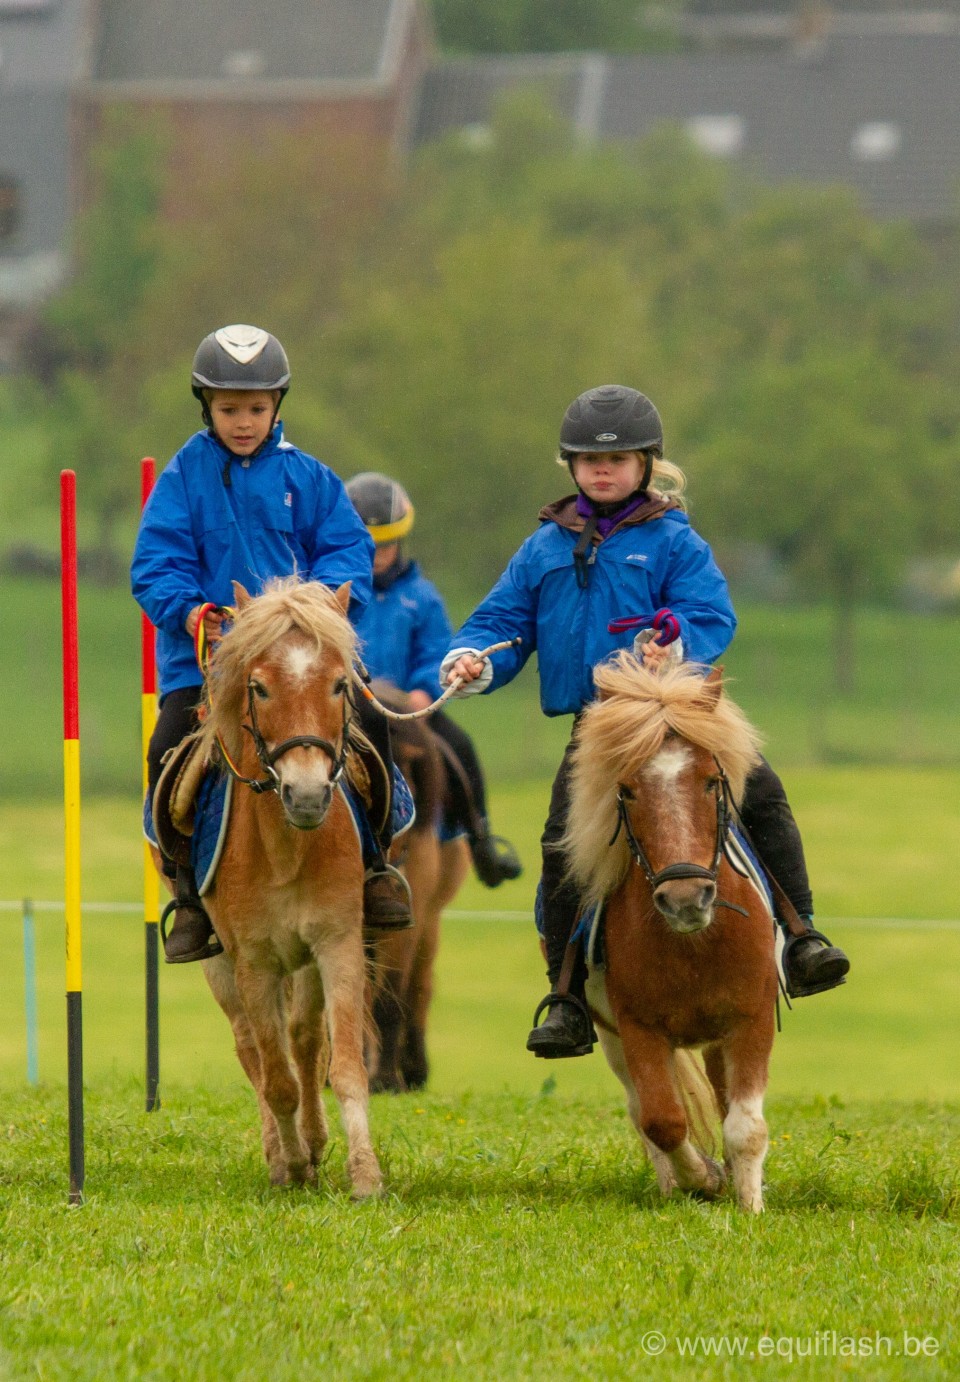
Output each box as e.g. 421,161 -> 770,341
366,684 -> 470,1093
155,577 -> 382,1195
563,654 -> 776,1212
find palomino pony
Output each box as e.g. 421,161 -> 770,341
166,577 -> 381,1195
563,654 -> 777,1212
366,682 -> 470,1093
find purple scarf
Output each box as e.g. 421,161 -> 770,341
575,490 -> 647,539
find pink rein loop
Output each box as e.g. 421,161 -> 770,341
607,608 -> 680,647
354,638 -> 523,722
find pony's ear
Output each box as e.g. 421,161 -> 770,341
231,581 -> 251,610
696,666 -> 724,709
333,582 -> 352,614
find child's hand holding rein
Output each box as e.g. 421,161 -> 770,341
186,605 -> 225,643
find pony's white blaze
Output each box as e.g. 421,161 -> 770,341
643,740 -> 691,789
641,742 -> 695,857
283,643 -> 319,683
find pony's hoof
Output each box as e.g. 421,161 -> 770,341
695,1156 -> 728,1200
349,1159 -> 384,1200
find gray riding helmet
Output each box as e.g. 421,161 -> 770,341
345,472 -> 414,544
191,324 -> 291,400
559,385 -> 663,458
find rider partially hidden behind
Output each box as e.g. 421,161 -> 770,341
345,471 -> 522,888
131,324 -> 412,964
442,385 -> 850,1058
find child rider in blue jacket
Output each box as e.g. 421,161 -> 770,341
443,385 -> 850,1058
132,324 -> 412,963
345,471 -> 521,887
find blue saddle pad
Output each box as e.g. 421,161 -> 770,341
531,824 -> 773,970
146,764 -> 416,893
143,773 -> 232,896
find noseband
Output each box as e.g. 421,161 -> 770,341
218,681 -> 352,797
610,759 -> 747,915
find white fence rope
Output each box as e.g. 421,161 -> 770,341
2,901 -> 960,928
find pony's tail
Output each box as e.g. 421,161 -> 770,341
674,1050 -> 721,1158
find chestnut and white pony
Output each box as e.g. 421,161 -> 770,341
171,578 -> 381,1195
564,655 -> 777,1212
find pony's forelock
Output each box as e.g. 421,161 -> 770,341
198,578 -> 358,762
562,653 -> 762,905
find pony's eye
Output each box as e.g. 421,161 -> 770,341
250,680 -> 269,701
333,677 -> 348,696
704,776 -> 719,794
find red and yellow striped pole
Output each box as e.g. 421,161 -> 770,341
141,458 -> 161,1111
60,469 -> 84,1204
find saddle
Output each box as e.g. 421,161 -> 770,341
152,731 -> 209,866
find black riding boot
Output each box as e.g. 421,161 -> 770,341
353,694 -> 413,931
741,758 -> 849,997
525,739 -> 594,1058
781,921 -> 850,998
160,863 -> 223,964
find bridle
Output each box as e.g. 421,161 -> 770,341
194,601 -> 352,798
609,756 -> 747,915
221,678 -> 352,797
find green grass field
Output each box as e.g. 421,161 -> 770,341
4,582 -> 960,1378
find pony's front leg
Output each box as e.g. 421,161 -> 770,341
203,951 -> 281,1174
233,955 -> 311,1186
315,932 -> 383,1200
619,1021 -> 726,1200
287,964 -> 330,1170
718,1020 -> 773,1213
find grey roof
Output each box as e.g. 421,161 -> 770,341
0,0 -> 91,87
601,35 -> 960,219
415,35 -> 960,221
414,55 -> 585,145
93,0 -> 405,85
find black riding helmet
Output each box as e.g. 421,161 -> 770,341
192,324 -> 291,442
346,472 -> 415,545
560,385 -> 663,496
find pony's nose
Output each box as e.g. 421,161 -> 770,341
653,878 -> 717,927
280,780 -> 333,828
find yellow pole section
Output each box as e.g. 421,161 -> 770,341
63,738 -> 82,992
142,691 -> 159,924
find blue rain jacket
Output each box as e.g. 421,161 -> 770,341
354,563 -> 453,700
131,426 -> 375,695
450,498 -> 737,717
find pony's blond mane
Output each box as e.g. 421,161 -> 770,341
562,653 -> 762,907
198,578 -> 358,763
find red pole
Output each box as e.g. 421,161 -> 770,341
61,469 -> 84,1204
141,458 -> 161,1111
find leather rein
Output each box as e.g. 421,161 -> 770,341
609,758 -> 748,916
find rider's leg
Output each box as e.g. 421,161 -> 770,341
526,736 -> 593,1058
353,695 -> 412,930
740,757 -> 849,996
429,710 -> 522,887
148,686 -> 221,964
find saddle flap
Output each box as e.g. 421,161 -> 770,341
153,732 -> 208,863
